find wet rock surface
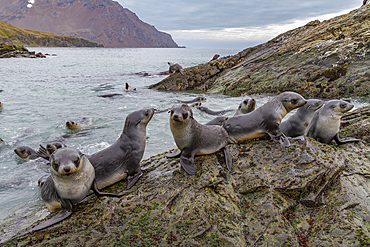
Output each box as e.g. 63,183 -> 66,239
5,106 -> 369,246
150,6 -> 370,99
0,44 -> 46,58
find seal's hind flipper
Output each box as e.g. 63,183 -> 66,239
223,147 -> 232,172
180,155 -> 197,175
36,145 -> 50,160
333,133 -> 360,145
268,132 -> 290,148
91,180 -> 126,197
165,150 -> 181,158
127,171 -> 143,190
31,209 -> 72,232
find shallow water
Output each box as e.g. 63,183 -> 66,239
0,47 -> 368,241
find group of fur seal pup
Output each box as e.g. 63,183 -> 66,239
12,91 -> 360,232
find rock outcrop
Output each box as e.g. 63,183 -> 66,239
0,43 -> 46,58
0,0 -> 179,48
0,21 -> 101,47
5,106 -> 369,246
150,6 -> 370,99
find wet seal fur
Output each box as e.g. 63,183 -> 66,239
280,99 -> 324,137
14,146 -> 41,161
167,104 -> 232,175
33,147 -> 125,231
168,62 -> 184,75
306,100 -> 360,145
177,96 -> 206,104
233,97 -> 256,116
223,92 -> 307,147
66,117 -> 93,130
88,108 -> 154,190
192,102 -> 233,116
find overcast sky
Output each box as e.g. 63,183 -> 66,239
116,0 -> 364,48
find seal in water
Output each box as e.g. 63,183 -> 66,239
233,97 -> 256,116
306,100 -> 360,145
32,147 -> 125,231
223,92 -> 307,147
191,102 -> 234,116
66,117 -> 93,130
89,108 -> 155,190
176,96 -> 206,104
37,142 -> 67,160
0,102 -> 3,110
168,62 -> 184,75
14,146 -> 40,161
167,104 -> 232,175
280,99 -> 324,137
97,93 -> 123,98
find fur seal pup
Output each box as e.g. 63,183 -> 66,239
233,97 -> 256,116
192,102 -> 233,116
33,147 -> 125,231
0,102 -> 3,110
306,100 -> 360,145
177,96 -> 206,104
14,146 -> 40,161
66,117 -> 93,130
280,99 -> 324,137
167,104 -> 232,175
168,62 -> 184,75
223,92 -> 307,147
89,108 -> 154,190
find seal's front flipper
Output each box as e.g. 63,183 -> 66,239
92,180 -> 126,197
268,132 -> 290,147
36,145 -> 50,161
31,209 -> 72,232
127,171 -> 143,190
223,147 -> 232,171
165,150 -> 181,158
334,132 -> 360,145
180,155 -> 197,175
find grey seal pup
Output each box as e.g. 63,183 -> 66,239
192,102 -> 233,116
167,104 -> 232,175
66,117 -> 93,130
33,147 -> 125,231
306,100 -> 360,144
233,97 -> 256,116
168,62 -> 184,75
223,92 -> 307,147
280,99 -> 324,137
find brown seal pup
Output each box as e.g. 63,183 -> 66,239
223,92 -> 307,147
191,102 -> 234,116
168,62 -> 184,75
233,97 -> 256,116
89,108 -> 154,190
306,100 -> 360,144
66,117 -> 93,130
167,104 -> 232,175
33,147 -> 125,231
14,146 -> 40,161
177,96 -> 207,104
280,99 -> 324,137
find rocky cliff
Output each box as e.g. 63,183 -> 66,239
150,5 -> 370,99
4,106 -> 370,246
0,21 -> 101,47
0,0 -> 179,48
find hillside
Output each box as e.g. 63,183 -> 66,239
0,0 -> 179,48
0,21 -> 101,47
150,5 -> 370,99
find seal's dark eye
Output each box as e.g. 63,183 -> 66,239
73,157 -> 80,167
182,112 -> 188,119
340,103 -> 346,109
291,99 -> 298,104
52,161 -> 59,171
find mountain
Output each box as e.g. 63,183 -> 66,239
0,0 -> 179,48
150,5 -> 370,98
0,20 -> 101,47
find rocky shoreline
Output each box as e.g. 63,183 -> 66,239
3,105 -> 369,246
149,6 -> 369,99
0,44 -> 46,58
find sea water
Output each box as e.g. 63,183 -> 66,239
0,47 -> 368,241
